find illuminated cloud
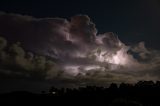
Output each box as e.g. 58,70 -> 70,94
0,12 -> 160,89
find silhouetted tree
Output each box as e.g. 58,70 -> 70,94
109,83 -> 118,89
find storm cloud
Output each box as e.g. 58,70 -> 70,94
0,12 -> 160,92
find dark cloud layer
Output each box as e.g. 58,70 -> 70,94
0,12 -> 160,92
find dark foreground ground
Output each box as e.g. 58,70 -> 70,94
1,81 -> 160,106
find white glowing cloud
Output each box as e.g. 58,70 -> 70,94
64,65 -> 80,76
91,47 -> 128,66
84,65 -> 102,71
110,48 -> 128,65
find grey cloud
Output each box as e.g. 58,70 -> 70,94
131,42 -> 150,60
0,37 -> 62,80
0,12 -> 71,56
69,15 -> 97,43
0,12 -> 160,89
96,32 -> 124,54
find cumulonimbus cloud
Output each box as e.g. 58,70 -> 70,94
0,12 -> 160,88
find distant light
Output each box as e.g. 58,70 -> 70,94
52,91 -> 56,94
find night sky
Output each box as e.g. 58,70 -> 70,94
0,0 -> 160,93
0,0 -> 160,49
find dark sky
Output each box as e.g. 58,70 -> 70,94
0,0 -> 160,49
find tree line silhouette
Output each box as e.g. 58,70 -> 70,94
1,81 -> 160,106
